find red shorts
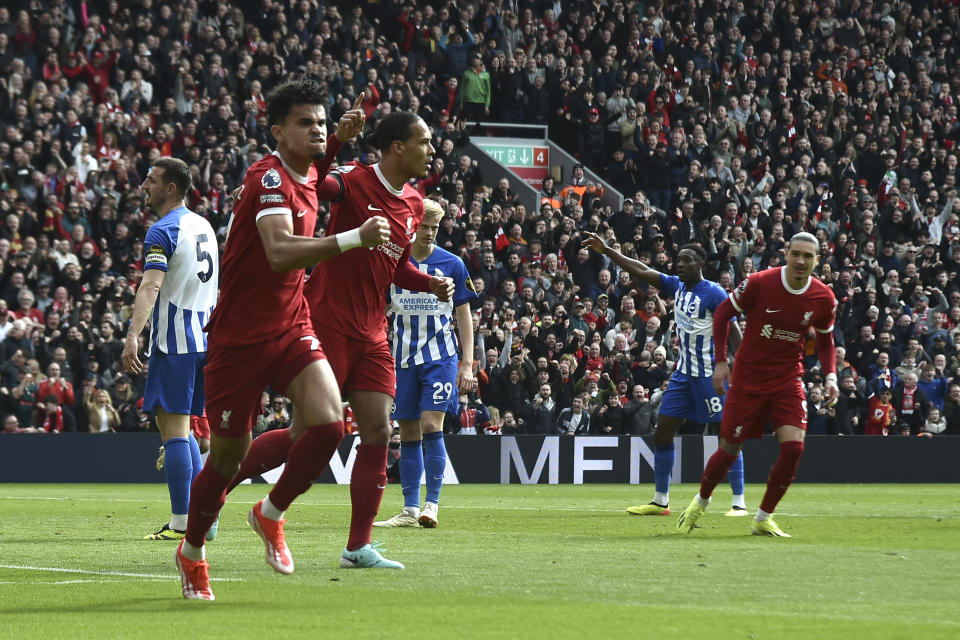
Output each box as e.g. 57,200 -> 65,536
205,320 -> 326,438
720,383 -> 808,443
190,413 -> 210,440
316,324 -> 395,398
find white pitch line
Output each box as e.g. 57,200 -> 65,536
0,495 -> 957,518
0,564 -> 240,582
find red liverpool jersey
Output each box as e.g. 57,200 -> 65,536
305,162 -> 424,342
206,151 -> 318,345
728,267 -> 837,393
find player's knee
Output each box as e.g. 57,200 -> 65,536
780,439 -> 804,459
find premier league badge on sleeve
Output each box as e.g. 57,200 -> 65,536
261,168 -> 282,189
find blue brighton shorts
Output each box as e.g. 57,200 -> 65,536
142,351 -> 206,416
391,358 -> 459,420
657,369 -> 725,424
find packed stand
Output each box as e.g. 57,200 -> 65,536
1,1 -> 958,437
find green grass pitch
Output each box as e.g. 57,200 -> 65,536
0,483 -> 957,640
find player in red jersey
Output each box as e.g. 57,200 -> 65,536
175,81 -> 391,600
228,111 -> 454,569
676,232 -> 838,538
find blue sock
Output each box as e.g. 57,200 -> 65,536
163,437 -> 193,518
728,451 -> 745,497
187,433 -> 202,484
422,431 -> 447,505
653,442 -> 675,498
399,440 -> 423,509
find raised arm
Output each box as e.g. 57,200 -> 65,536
581,231 -> 663,288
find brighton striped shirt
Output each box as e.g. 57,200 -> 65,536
658,274 -> 729,377
388,246 -> 476,367
143,206 -> 219,355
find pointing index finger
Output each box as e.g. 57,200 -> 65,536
352,92 -> 365,111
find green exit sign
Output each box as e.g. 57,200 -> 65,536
477,144 -> 549,168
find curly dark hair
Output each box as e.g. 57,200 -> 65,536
265,79 -> 327,127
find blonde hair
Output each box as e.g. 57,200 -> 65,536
423,198 -> 445,221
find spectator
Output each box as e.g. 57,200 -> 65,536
556,394 -> 590,435
519,381 -> 556,435
83,385 -> 120,433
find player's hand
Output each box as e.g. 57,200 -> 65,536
335,93 -> 366,142
824,380 -> 839,406
121,334 -> 143,375
712,361 -> 731,396
429,276 -> 455,301
358,215 -> 390,247
581,231 -> 607,254
457,363 -> 476,394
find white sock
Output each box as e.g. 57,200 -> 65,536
755,508 -> 772,522
696,494 -> 711,508
653,492 -> 669,506
402,505 -> 420,517
260,496 -> 284,521
170,514 -> 188,531
181,540 -> 204,561
731,494 -> 746,509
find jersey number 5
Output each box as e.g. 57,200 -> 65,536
195,234 -> 213,283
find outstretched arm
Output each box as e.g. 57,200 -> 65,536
258,213 -> 390,271
581,231 -> 663,288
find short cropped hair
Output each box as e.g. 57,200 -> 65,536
152,157 -> 192,199
371,111 -> 420,151
679,243 -> 707,262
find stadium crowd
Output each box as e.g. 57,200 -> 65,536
1,0 -> 960,438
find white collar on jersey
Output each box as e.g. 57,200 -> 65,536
271,150 -> 309,185
373,163 -> 404,197
780,266 -> 812,295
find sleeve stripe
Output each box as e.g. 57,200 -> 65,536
255,207 -> 292,222
729,294 -> 744,314
815,326 -> 834,333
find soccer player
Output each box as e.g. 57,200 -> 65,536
122,157 -> 219,542
229,111 -> 455,569
677,232 -> 838,537
581,234 -> 746,517
373,198 -> 477,529
174,81 -> 391,600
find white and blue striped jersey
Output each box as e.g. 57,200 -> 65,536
143,206 -> 218,355
658,274 -> 729,378
388,246 -> 477,368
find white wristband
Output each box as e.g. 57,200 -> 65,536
335,228 -> 363,252
825,373 -> 837,385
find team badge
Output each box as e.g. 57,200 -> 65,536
221,410 -> 231,430
261,168 -> 282,189
801,311 -> 813,326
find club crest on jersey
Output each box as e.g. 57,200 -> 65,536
801,311 -> 814,326
405,215 -> 414,239
261,168 -> 282,189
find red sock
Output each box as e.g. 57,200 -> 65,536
699,448 -> 739,500
759,441 -> 805,514
185,462 -> 233,547
268,422 -> 345,512
228,428 -> 293,492
347,444 -> 388,551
